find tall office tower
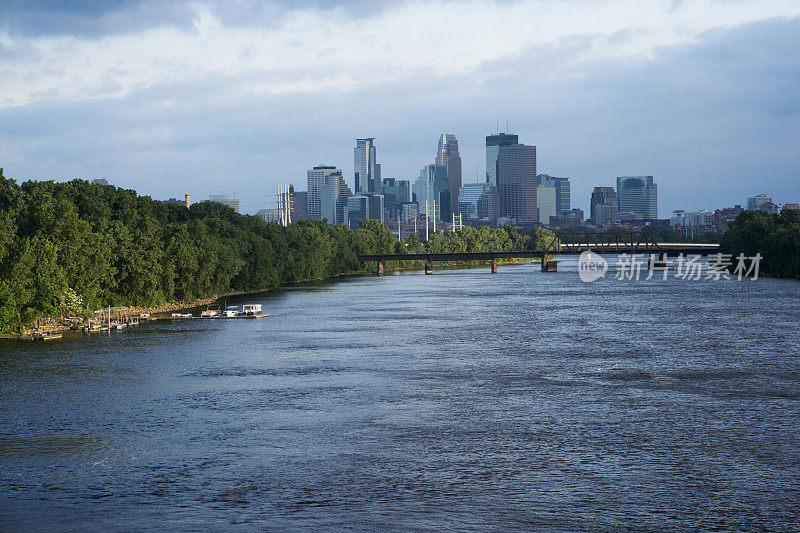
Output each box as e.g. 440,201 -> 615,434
209,194 -> 240,213
307,165 -> 341,220
436,134 -> 462,221
538,174 -> 571,214
291,189 -> 308,221
616,176 -> 658,219
485,133 -> 519,187
381,178 -> 411,218
590,186 -> 618,225
320,170 -> 353,225
412,164 -> 449,221
536,185 -> 557,226
457,183 -> 499,222
354,138 -> 378,194
494,139 -> 537,223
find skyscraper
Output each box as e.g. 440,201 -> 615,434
457,183 -> 499,222
485,133 -> 519,187
616,176 -> 658,219
489,135 -> 537,223
354,138 -> 378,194
590,187 -> 618,225
307,165 -> 341,220
412,164 -> 449,221
381,178 -> 411,218
320,170 -> 352,225
436,134 -> 462,221
747,193 -> 772,211
538,174 -> 571,214
536,185 -> 557,226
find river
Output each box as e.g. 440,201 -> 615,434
2,257 -> 799,531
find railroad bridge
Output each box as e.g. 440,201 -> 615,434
357,231 -> 720,274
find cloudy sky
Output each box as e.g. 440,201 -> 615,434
1,0 -> 799,215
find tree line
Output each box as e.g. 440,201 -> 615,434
720,209 -> 800,278
0,172 -> 555,333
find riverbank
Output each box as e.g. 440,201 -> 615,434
5,257 -> 541,341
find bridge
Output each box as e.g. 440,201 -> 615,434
357,231 -> 720,274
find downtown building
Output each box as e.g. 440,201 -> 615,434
209,194 -> 240,213
307,165 -> 342,220
354,138 -> 380,194
537,174 -> 571,214
413,164 -> 449,222
436,134 -> 462,222
458,183 -> 499,223
319,170 -> 352,225
381,178 -> 411,220
590,186 -> 618,225
486,133 -> 537,224
616,176 -> 657,220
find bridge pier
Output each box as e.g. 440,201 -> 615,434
425,260 -> 433,275
541,259 -> 558,272
491,257 -> 497,273
377,261 -> 384,275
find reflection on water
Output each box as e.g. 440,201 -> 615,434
2,259 -> 800,530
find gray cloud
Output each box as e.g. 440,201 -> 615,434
1,15 -> 798,216
0,0 -> 403,37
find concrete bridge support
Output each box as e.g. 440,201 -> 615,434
491,257 -> 498,273
377,261 -> 384,275
425,260 -> 433,275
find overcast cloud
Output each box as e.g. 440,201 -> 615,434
1,0 -> 798,215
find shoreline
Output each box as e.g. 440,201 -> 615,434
4,258 -> 540,341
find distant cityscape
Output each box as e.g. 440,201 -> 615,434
113,132 -> 797,238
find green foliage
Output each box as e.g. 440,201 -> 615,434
720,209 -> 800,278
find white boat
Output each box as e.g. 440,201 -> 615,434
201,305 -> 220,317
224,305 -> 239,317
241,304 -> 262,316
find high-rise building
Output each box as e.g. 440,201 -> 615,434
290,186 -> 308,221
354,138 -> 379,194
747,193 -> 772,211
307,165 -> 341,220
457,183 -> 499,222
485,133 -> 519,187
381,178 -> 411,219
345,194 -> 384,229
488,134 -> 536,223
590,187 -> 618,225
209,194 -> 240,213
436,134 -> 462,221
538,174 -> 571,214
616,176 -> 657,219
412,164 -> 449,221
536,185 -> 557,226
320,170 -> 352,225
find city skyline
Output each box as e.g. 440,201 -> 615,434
1,1 -> 799,215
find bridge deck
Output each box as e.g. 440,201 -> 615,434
358,243 -> 719,262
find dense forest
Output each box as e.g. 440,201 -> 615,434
0,171 -> 551,333
720,209 -> 800,278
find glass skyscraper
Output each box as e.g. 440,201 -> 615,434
354,138 -> 379,194
485,133 -> 519,187
436,134 -> 462,221
457,183 -> 499,221
413,164 -> 449,221
616,176 -> 657,219
307,165 -> 341,220
320,170 -> 352,225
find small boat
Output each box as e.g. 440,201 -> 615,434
139,313 -> 151,319
171,313 -> 192,318
223,305 -> 239,317
201,305 -> 220,318
33,331 -> 62,341
241,304 -> 262,316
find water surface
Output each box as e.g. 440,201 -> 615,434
2,258 -> 799,531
